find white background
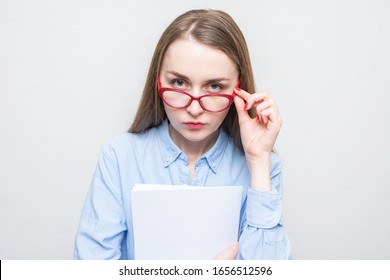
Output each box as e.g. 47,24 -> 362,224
1,0 -> 389,259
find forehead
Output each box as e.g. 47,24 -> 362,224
161,39 -> 238,80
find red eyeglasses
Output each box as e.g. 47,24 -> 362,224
158,77 -> 239,113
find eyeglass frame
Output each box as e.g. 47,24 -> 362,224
157,76 -> 240,113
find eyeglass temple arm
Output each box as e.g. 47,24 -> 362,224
157,75 -> 162,89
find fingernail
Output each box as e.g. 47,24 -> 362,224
234,86 -> 240,91
244,103 -> 248,110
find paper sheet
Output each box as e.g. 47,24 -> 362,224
131,184 -> 243,260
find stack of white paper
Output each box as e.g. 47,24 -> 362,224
131,184 -> 243,260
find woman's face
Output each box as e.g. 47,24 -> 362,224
159,39 -> 239,147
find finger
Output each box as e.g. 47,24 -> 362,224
256,101 -> 271,125
257,97 -> 281,118
258,107 -> 282,127
235,89 -> 270,111
234,87 -> 251,101
233,95 -> 252,123
214,242 -> 239,260
268,101 -> 282,125
248,92 -> 271,110
257,112 -> 268,126
255,100 -> 272,113
257,113 -> 268,125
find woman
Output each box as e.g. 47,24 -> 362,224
74,9 -> 291,260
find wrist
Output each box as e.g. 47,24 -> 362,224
247,155 -> 271,192
246,152 -> 270,168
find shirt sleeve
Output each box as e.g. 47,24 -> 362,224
73,144 -> 127,259
237,155 -> 292,260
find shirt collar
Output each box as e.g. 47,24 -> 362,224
157,119 -> 228,173
201,128 -> 228,173
157,120 -> 183,167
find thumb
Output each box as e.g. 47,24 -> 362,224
234,95 -> 251,124
214,242 -> 239,260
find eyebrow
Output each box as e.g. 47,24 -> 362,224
166,71 -> 231,84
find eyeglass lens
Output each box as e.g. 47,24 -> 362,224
162,90 -> 231,111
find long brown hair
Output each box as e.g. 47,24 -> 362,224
129,9 -> 256,152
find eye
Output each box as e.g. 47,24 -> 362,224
170,79 -> 186,88
208,83 -> 224,92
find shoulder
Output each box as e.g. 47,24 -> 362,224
100,127 -> 161,158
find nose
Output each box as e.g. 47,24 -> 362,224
186,99 -> 204,116
186,89 -> 204,116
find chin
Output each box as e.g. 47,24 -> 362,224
181,130 -> 211,143
168,120 -> 221,145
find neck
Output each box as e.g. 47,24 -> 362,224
168,124 -> 219,163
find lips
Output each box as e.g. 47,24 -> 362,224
184,122 -> 205,129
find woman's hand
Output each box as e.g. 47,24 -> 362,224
233,88 -> 282,191
233,88 -> 282,163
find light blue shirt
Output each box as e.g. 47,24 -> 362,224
74,120 -> 291,259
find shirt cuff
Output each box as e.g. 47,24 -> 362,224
246,186 -> 282,229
